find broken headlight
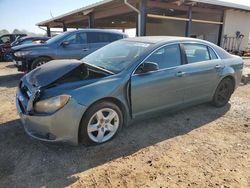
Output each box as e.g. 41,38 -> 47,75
34,95 -> 70,114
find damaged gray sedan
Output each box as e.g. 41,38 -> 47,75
16,36 -> 243,145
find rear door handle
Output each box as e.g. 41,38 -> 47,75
82,48 -> 89,51
176,71 -> 186,77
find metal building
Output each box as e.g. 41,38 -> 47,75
37,0 -> 250,49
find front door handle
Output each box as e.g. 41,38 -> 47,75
215,65 -> 222,69
82,48 -> 89,51
176,71 -> 186,77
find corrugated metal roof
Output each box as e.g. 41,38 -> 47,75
36,0 -> 250,26
191,0 -> 250,11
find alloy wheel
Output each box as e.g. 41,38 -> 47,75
36,61 -> 46,67
218,82 -> 230,102
87,108 -> 119,143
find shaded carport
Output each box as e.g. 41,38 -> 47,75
36,0 -> 249,45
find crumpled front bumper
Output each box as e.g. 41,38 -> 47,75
16,88 -> 87,145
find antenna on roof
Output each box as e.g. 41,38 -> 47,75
50,10 -> 54,18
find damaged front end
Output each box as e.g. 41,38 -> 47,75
16,80 -> 41,115
15,59 -> 111,144
17,59 -> 110,115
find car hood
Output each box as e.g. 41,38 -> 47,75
25,59 -> 83,88
12,43 -> 47,51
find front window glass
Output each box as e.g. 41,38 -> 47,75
65,32 -> 87,44
46,32 -> 69,44
82,40 -> 151,73
146,44 -> 181,69
183,44 -> 210,63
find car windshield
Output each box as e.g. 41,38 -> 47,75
45,32 -> 68,44
82,40 -> 151,73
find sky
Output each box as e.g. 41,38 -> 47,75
0,0 -> 250,34
0,0 -> 100,34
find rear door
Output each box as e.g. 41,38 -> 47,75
131,44 -> 187,117
57,31 -> 90,59
181,43 -> 221,103
87,32 -> 123,54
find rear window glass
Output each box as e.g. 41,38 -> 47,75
20,39 -> 33,45
87,32 -> 123,43
208,47 -> 218,60
183,44 -> 210,63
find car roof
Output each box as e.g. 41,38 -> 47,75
124,36 -> 212,45
19,36 -> 50,40
124,36 -> 232,59
65,29 -> 126,35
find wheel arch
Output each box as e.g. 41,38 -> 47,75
77,97 -> 129,143
221,74 -> 236,92
220,65 -> 237,91
33,55 -> 53,62
30,56 -> 53,70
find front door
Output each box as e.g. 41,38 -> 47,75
131,44 -> 186,117
58,32 -> 90,59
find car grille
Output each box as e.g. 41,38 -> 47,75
20,81 -> 31,100
18,81 -> 32,113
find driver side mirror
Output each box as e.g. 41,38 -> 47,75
136,61 -> 159,74
61,41 -> 69,47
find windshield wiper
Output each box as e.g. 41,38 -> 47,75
82,61 -> 115,75
97,65 -> 115,74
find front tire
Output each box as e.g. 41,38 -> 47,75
31,57 -> 51,70
79,101 -> 123,146
212,78 -> 234,107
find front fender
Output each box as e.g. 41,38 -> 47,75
70,76 -> 131,116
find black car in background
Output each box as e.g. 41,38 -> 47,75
3,36 -> 49,61
11,36 -> 50,47
0,34 -> 27,44
0,34 -> 27,61
12,29 -> 127,72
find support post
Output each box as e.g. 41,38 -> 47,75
136,16 -> 139,36
46,26 -> 51,37
88,13 -> 95,28
63,22 -> 67,32
217,11 -> 224,46
185,5 -> 192,37
139,0 -> 147,36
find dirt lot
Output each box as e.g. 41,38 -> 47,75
0,61 -> 249,188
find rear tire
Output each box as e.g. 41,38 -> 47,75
31,57 -> 51,70
212,78 -> 234,107
79,101 -> 123,146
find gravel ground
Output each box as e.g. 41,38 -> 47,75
0,61 -> 249,188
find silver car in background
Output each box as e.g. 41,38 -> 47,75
16,36 -> 243,145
